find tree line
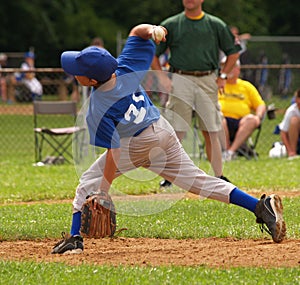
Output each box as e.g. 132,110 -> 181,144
0,0 -> 299,67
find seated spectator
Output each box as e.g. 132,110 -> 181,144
279,89 -> 300,160
219,58 -> 266,161
15,51 -> 43,101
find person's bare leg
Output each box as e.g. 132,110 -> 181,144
229,115 -> 259,152
202,130 -> 223,177
288,116 -> 300,155
221,118 -> 230,150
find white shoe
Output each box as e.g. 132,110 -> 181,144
288,155 -> 300,160
222,150 -> 236,162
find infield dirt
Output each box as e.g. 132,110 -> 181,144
0,237 -> 299,268
1,191 -> 300,268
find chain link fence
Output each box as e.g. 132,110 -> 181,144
0,68 -> 84,163
0,66 -> 297,164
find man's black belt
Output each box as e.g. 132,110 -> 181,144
170,67 -> 214,77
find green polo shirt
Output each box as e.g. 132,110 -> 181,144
156,12 -> 241,71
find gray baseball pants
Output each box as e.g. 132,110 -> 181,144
73,116 -> 235,211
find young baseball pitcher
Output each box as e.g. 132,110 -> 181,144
52,24 -> 286,254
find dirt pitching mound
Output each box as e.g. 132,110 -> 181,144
0,237 -> 299,268
1,191 -> 299,268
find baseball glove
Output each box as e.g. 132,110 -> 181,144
80,191 -> 116,238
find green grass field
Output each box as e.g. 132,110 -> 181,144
1,261 -> 298,285
1,160 -> 299,285
0,187 -> 299,284
0,96 -> 299,284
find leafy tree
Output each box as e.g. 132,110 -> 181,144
0,0 -> 299,66
266,0 -> 300,35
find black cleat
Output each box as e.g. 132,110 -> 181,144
159,179 -> 172,188
51,232 -> 84,254
255,194 -> 286,243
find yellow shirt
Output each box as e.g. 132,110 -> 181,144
218,78 -> 265,119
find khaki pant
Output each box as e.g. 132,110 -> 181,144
165,72 -> 222,132
73,117 -> 234,212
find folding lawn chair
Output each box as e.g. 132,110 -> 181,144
236,107 -> 276,160
236,123 -> 262,160
192,117 -> 262,161
33,101 -> 85,164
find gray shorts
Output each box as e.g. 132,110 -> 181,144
165,72 -> 222,132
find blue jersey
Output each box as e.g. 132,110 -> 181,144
87,36 -> 160,148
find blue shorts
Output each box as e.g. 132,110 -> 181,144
225,117 -> 241,142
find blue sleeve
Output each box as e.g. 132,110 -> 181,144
117,37 -> 155,74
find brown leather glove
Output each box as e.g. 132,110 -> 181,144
80,191 -> 116,238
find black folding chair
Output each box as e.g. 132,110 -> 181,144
236,124 -> 262,160
33,101 -> 84,163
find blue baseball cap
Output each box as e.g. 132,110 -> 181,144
25,51 -> 35,59
61,46 -> 118,83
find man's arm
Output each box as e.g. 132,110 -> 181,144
255,104 -> 267,123
151,54 -> 172,95
217,52 -> 240,93
219,53 -> 240,76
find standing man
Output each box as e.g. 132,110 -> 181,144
151,0 -> 240,187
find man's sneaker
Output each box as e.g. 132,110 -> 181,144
51,232 -> 84,254
218,175 -> 231,183
254,194 -> 286,243
159,179 -> 172,188
222,150 -> 236,162
287,155 -> 300,160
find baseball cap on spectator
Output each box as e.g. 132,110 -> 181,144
61,46 -> 118,83
25,51 -> 35,59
